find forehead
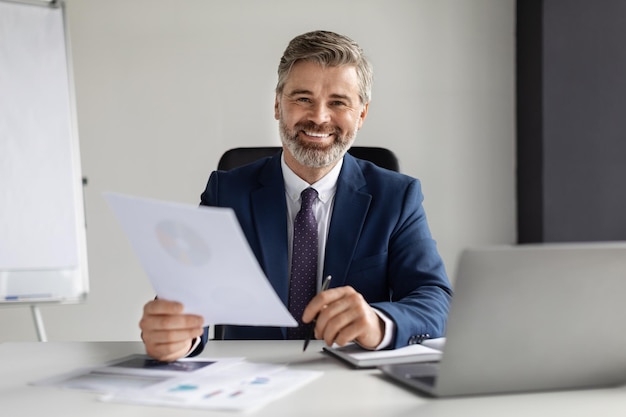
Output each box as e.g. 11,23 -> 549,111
283,60 -> 360,98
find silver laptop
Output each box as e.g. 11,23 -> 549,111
380,242 -> 626,397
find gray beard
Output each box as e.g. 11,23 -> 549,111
278,118 -> 358,168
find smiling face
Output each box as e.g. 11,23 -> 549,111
275,60 -> 369,173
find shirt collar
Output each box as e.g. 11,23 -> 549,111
281,152 -> 343,204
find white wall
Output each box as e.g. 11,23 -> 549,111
0,0 -> 516,342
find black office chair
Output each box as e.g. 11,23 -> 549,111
217,146 -> 400,172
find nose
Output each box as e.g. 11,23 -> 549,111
307,102 -> 331,124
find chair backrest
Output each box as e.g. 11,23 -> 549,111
217,146 -> 400,172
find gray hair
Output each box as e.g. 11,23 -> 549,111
275,30 -> 373,104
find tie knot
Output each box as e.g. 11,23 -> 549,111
300,188 -> 318,210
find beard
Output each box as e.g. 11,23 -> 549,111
278,117 -> 359,169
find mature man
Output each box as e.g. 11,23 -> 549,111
140,30 -> 452,362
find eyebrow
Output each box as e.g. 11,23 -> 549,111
286,89 -> 313,96
286,89 -> 354,104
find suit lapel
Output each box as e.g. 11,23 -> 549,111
324,155 -> 371,288
250,155 -> 290,306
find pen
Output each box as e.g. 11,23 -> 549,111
303,275 -> 332,352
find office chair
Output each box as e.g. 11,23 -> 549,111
217,146 -> 400,172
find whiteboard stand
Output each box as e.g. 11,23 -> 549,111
0,299 -> 62,342
0,0 -> 90,339
30,305 -> 48,342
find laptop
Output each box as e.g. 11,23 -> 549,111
380,242 -> 626,397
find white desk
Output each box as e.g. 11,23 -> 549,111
1,340 -> 626,417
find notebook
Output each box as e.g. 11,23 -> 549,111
323,338 -> 444,368
380,242 -> 626,397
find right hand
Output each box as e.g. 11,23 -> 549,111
139,298 -> 204,362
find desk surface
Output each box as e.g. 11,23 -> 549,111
1,340 -> 626,417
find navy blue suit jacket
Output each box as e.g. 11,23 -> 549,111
196,152 -> 451,351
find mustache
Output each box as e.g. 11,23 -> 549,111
294,121 -> 340,135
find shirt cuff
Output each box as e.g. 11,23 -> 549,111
352,308 -> 395,351
372,308 -> 395,350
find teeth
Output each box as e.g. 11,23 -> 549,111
305,131 -> 330,138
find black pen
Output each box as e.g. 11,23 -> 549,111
303,275 -> 332,352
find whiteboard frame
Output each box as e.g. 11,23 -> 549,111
0,0 -> 89,308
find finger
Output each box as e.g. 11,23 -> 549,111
142,325 -> 204,362
315,291 -> 372,345
327,321 -> 363,347
140,312 -> 204,333
327,306 -> 380,347
143,298 -> 184,315
314,286 -> 363,329
145,338 -> 196,362
143,327 -> 204,345
141,323 -> 203,348
302,286 -> 352,323
317,300 -> 355,345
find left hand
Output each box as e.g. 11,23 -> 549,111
302,285 -> 384,349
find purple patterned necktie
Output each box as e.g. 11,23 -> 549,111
287,187 -> 319,339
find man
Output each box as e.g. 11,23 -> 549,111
140,30 -> 452,362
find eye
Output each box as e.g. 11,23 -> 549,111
296,97 -> 312,103
330,100 -> 347,107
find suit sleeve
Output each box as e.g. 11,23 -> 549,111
370,179 -> 452,349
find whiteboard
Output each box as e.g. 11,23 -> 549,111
0,0 -> 88,304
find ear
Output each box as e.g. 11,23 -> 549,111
357,102 -> 369,130
274,95 -> 280,120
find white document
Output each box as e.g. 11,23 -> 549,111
32,354 -> 242,394
102,361 -> 322,412
105,192 -> 297,328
